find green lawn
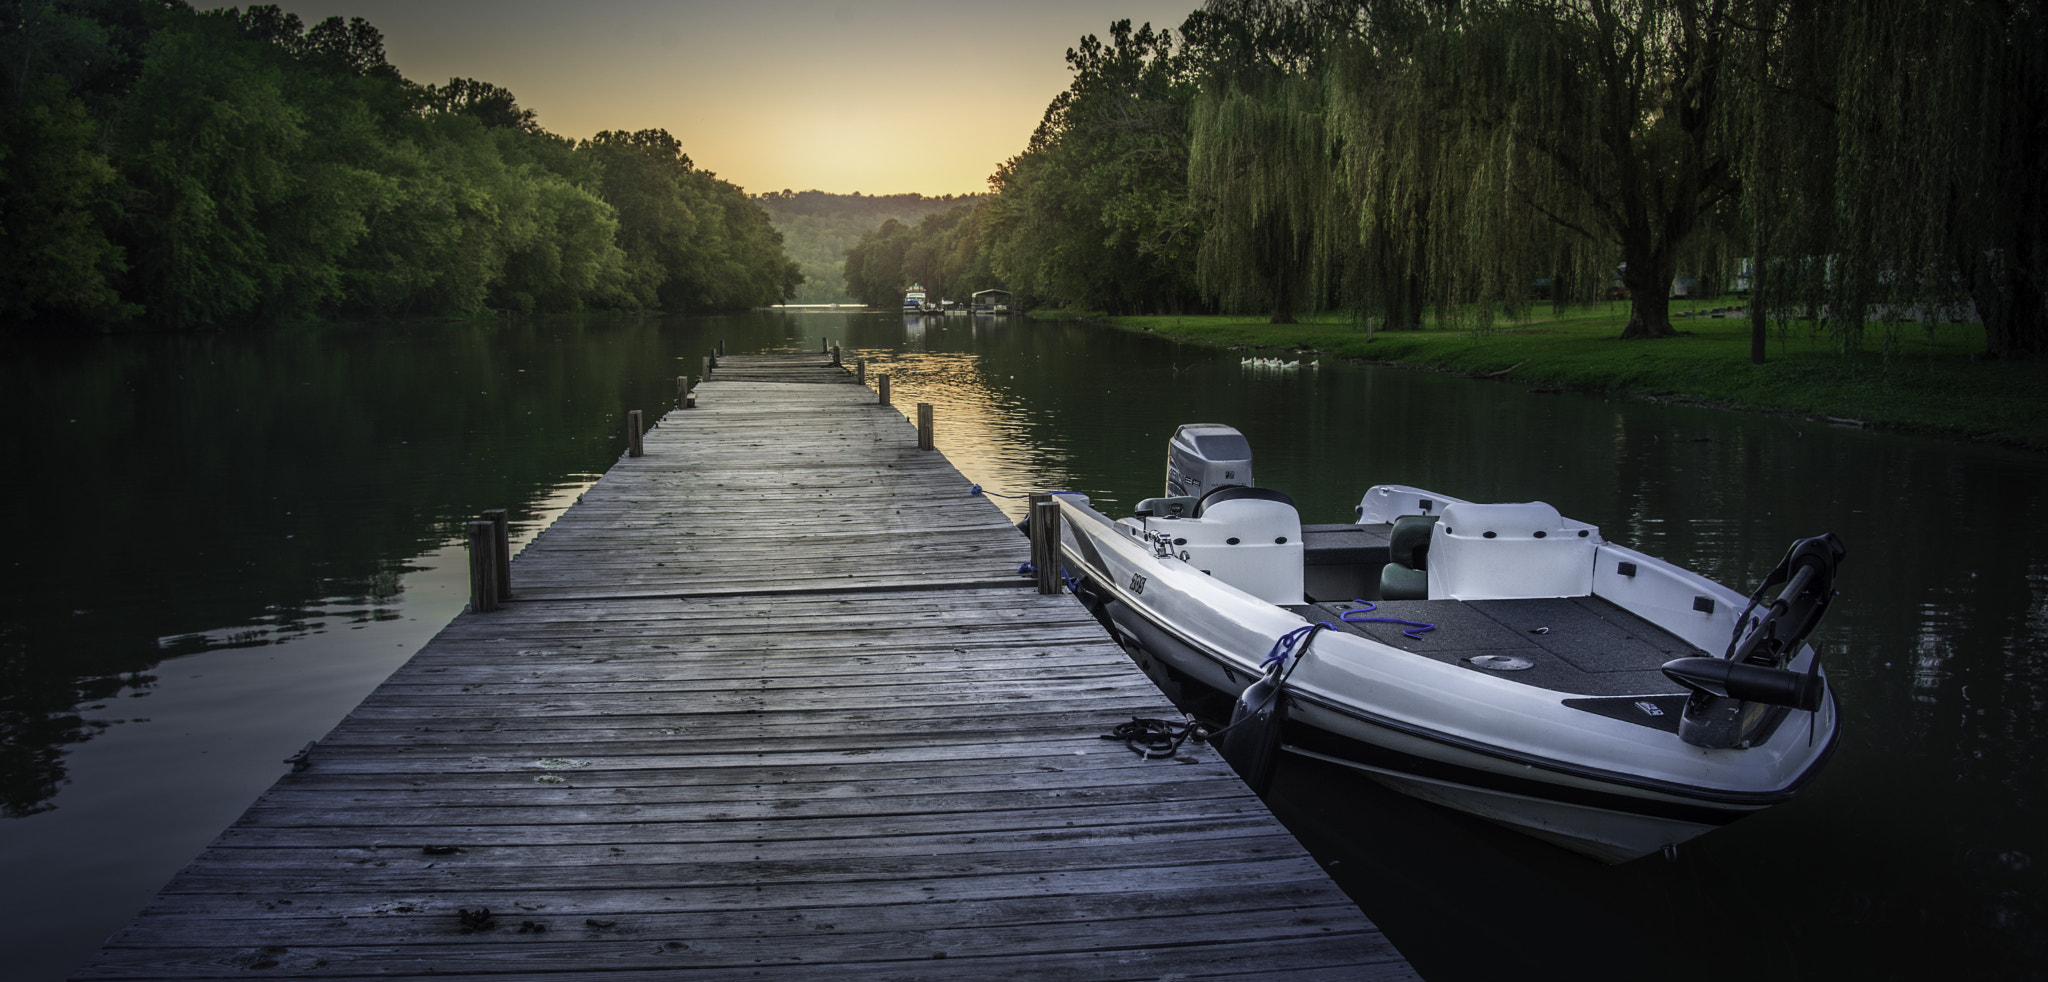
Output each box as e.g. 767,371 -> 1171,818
1097,299 -> 2048,452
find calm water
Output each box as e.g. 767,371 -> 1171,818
2,311 -> 2042,978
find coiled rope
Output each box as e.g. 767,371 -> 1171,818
1101,717 -> 1206,758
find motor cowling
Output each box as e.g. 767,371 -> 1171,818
1167,424 -> 1253,499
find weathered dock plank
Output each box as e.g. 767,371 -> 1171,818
76,352 -> 1414,980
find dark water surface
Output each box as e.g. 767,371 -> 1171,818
3,311 -> 2042,978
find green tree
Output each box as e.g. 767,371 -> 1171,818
579,129 -> 797,312
1459,0 -> 1745,340
1184,0 -> 1349,324
842,217 -> 913,307
115,11 -> 355,327
981,19 -> 1204,314
1736,1 -> 2046,360
0,1 -> 129,324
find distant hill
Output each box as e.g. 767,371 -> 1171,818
755,191 -> 987,304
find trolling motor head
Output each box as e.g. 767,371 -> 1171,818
1664,533 -> 1846,749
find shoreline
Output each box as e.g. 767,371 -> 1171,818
1064,303 -> 2048,454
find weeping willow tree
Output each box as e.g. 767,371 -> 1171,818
1226,0 -> 1744,337
1738,1 -> 2046,360
1448,0 -> 1748,340
1185,0 -> 1351,324
1324,1 -> 1565,332
1189,76 -> 1342,323
1725,0 -> 1833,362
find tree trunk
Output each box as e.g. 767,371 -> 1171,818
1617,241 -> 1678,340
1749,299 -> 1768,364
1976,234 -> 2045,361
1379,272 -> 1424,330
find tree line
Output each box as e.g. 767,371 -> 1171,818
1,1 -> 801,331
754,191 -> 982,305
848,0 -> 2044,360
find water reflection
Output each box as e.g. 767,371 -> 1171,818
4,309 -> 2045,978
784,310 -> 2048,976
0,318 -> 695,820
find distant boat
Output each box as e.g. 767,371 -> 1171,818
903,284 -> 928,314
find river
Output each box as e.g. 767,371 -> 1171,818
1,310 -> 2041,979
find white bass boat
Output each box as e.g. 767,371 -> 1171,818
1053,424 -> 1844,863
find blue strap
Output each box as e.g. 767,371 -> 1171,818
1016,561 -> 1080,593
1339,601 -> 1437,640
1263,623 -> 1332,672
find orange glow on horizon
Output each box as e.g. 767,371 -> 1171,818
267,0 -> 1200,196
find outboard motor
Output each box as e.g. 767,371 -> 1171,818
1167,424 -> 1253,499
1663,533 -> 1846,749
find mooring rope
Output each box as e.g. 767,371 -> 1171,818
1101,717 -> 1206,758
968,485 -> 1089,499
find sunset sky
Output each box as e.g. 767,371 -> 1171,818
267,0 -> 1202,196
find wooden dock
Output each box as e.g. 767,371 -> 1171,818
76,353 -> 1415,980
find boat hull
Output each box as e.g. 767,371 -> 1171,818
1060,497 -> 1836,863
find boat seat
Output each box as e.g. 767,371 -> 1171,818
1135,496 -> 1199,519
1193,485 -> 1295,518
1379,514 -> 1438,601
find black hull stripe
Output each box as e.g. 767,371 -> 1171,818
1281,715 -> 1747,827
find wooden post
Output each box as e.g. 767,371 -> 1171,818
702,355 -> 713,382
482,508 -> 511,600
832,344 -> 842,367
676,375 -> 689,409
856,358 -> 866,385
718,339 -> 726,356
627,410 -> 644,458
1030,495 -> 1063,595
466,520 -> 499,613
878,373 -> 890,406
821,337 -> 829,354
917,402 -> 934,451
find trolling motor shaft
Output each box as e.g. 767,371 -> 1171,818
1663,533 -> 1845,748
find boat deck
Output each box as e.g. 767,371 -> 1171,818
1292,595 -> 1695,708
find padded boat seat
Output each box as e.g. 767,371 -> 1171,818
1194,485 -> 1296,518
1135,496 -> 1198,519
1379,514 -> 1438,600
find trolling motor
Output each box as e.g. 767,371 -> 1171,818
1662,533 -> 1846,749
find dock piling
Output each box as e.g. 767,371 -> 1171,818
856,358 -> 866,385
481,508 -> 510,599
465,520 -> 498,612
627,409 -> 644,458
832,344 -> 842,367
917,403 -> 935,450
878,372 -> 891,406
1030,493 -> 1063,595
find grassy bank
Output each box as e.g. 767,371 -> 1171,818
1100,299 -> 2048,452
